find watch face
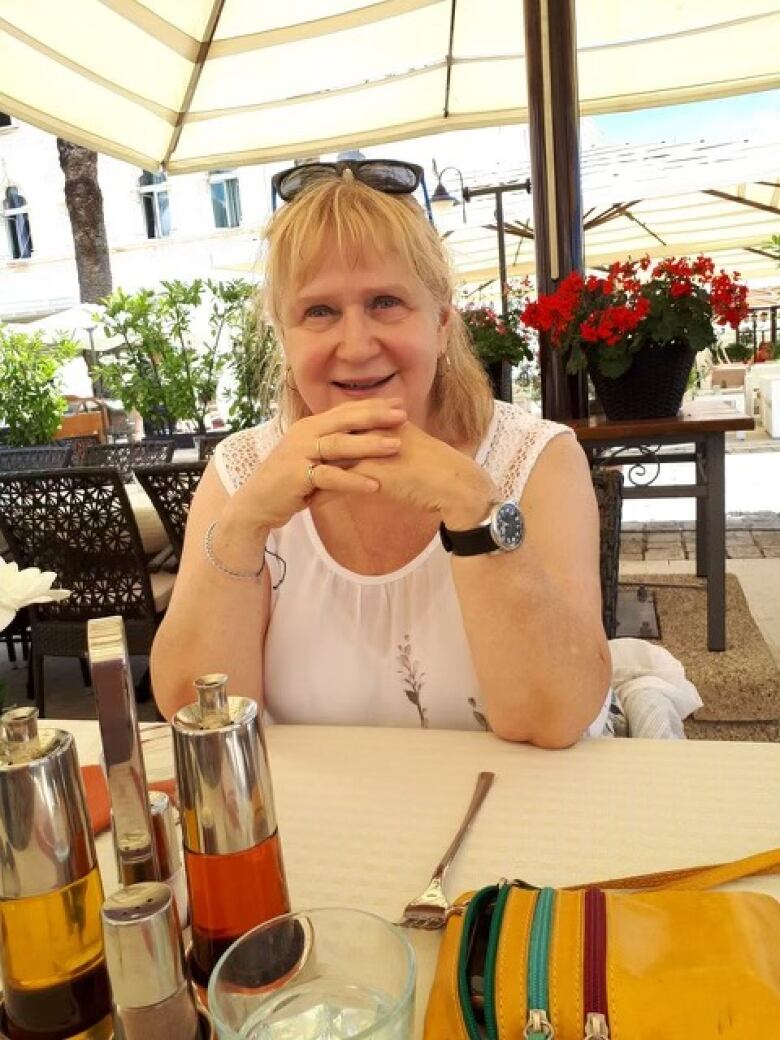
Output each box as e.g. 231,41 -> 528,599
491,501 -> 524,551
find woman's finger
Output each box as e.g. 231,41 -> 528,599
312,399 -> 407,436
306,462 -> 380,496
316,431 -> 401,462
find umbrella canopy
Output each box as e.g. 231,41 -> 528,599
0,2 -> 778,174
433,137 -> 780,291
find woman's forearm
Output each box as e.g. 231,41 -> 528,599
151,514 -> 271,719
452,550 -> 611,748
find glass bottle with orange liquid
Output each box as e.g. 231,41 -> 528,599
0,707 -> 112,1040
172,675 -> 290,995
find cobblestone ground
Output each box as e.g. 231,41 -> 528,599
620,512 -> 780,561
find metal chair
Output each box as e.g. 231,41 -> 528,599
194,431 -> 230,461
134,461 -> 206,559
592,467 -> 624,639
0,445 -> 73,472
83,440 -> 175,481
0,467 -> 175,716
54,434 -> 100,466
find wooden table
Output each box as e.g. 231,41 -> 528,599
569,401 -> 754,651
68,722 -> 780,1039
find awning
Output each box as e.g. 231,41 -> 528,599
0,2 -> 778,174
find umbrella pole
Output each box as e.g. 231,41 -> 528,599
524,0 -> 588,420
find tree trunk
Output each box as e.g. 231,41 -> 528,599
56,139 -> 112,303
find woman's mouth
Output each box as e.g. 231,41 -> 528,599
331,373 -> 396,393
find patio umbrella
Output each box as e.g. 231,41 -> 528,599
0,2 -> 778,174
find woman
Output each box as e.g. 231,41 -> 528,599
151,163 -> 611,746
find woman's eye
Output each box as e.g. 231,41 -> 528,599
304,304 -> 334,319
372,295 -> 402,310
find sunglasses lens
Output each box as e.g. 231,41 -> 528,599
277,164 -> 334,200
358,162 -> 419,193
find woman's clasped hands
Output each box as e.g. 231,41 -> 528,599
229,396 -> 496,533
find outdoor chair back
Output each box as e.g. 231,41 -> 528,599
54,433 -> 100,466
592,467 -> 624,639
194,431 -> 230,461
0,445 -> 73,472
134,461 -> 206,559
0,467 -> 169,716
83,440 -> 175,481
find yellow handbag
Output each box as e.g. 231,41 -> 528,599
423,848 -> 780,1039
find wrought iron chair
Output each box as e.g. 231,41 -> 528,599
83,440 -> 175,481
592,467 -> 624,640
0,445 -> 73,472
0,467 -> 175,716
134,462 -> 206,560
54,434 -> 100,466
194,431 -> 230,461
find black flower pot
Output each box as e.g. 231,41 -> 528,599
588,341 -> 697,421
486,359 -> 513,402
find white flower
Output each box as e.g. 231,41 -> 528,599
0,562 -> 72,633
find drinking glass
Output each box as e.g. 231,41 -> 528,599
207,907 -> 415,1040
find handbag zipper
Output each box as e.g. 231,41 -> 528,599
583,888 -> 610,1039
525,887 -> 555,1039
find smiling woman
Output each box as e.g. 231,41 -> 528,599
150,169 -> 612,748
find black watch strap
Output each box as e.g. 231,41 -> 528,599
439,520 -> 497,557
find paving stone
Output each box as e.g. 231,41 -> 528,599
646,532 -> 684,545
619,550 -> 644,560
645,546 -> 686,560
754,532 -> 780,546
761,545 -> 780,557
620,536 -> 644,550
621,522 -> 645,532
727,546 -> 764,559
726,532 -> 759,544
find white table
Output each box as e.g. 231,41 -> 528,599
68,722 -> 780,1038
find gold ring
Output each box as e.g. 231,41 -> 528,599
305,462 -> 319,492
316,436 -> 325,462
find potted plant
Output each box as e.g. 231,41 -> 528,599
460,282 -> 533,400
520,255 -> 749,420
0,325 -> 79,445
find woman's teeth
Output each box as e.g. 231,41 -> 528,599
334,374 -> 393,389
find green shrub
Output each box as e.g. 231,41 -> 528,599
0,326 -> 78,445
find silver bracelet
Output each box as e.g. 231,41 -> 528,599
204,520 -> 265,581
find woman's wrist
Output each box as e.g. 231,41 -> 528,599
439,472 -> 498,531
211,506 -> 270,574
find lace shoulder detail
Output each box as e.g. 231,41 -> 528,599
482,400 -> 573,498
213,417 -> 283,494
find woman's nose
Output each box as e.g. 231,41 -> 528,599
336,307 -> 380,360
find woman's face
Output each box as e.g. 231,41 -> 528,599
280,247 -> 449,431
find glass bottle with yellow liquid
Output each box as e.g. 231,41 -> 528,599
0,707 -> 112,1040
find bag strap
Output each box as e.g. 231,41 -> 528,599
573,847 -> 780,892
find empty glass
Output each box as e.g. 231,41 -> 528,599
207,908 -> 415,1040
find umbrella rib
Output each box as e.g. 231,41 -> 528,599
163,0 -> 228,169
703,189 -> 780,219
443,0 -> 458,118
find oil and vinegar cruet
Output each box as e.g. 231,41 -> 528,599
172,674 -> 290,992
0,706 -> 112,1040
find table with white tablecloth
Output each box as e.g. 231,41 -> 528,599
67,722 -> 780,1039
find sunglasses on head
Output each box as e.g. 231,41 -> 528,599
271,159 -> 433,221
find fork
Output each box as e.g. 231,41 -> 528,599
398,770 -> 495,929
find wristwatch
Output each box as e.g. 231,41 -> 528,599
439,500 -> 525,557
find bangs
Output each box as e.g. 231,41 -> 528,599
265,176 -> 449,323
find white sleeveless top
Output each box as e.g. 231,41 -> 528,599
214,402 -> 608,735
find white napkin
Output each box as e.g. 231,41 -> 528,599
608,638 -> 703,740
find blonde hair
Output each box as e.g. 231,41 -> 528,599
262,173 -> 493,445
